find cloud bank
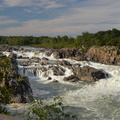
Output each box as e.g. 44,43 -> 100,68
0,0 -> 120,36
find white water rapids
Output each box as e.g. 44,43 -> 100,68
4,47 -> 120,120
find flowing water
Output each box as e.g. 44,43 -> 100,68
4,47 -> 120,120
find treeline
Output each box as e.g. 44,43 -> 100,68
0,28 -> 120,48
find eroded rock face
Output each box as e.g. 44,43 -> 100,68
1,53 -> 33,103
86,46 -> 120,65
9,76 -> 33,103
58,60 -> 72,69
64,75 -> 79,82
72,66 -> 108,82
53,48 -> 87,61
51,66 -> 65,76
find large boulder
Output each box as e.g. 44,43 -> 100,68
72,66 -> 108,82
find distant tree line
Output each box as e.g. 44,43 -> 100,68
0,28 -> 120,48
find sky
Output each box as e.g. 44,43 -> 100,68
0,0 -> 120,37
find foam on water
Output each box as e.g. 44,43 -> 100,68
3,47 -> 120,119
16,48 -> 120,101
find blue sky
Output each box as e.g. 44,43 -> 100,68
0,0 -> 120,37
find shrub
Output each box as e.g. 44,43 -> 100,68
27,96 -> 77,120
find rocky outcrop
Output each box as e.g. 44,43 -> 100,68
1,53 -> 33,103
53,48 -> 87,61
58,60 -> 72,69
9,76 -> 33,103
72,66 -> 108,82
0,45 -> 20,52
52,46 -> 120,65
64,75 -> 79,82
86,46 -> 120,65
51,66 -> 65,76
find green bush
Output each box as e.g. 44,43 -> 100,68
27,96 -> 77,120
0,86 -> 12,114
0,56 -> 12,114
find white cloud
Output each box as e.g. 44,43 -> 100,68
0,16 -> 8,20
0,16 -> 19,25
1,0 -> 120,36
3,0 -> 64,9
44,1 -> 64,9
0,17 -> 120,36
0,19 -> 18,25
3,0 -> 32,7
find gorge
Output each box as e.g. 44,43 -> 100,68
1,45 -> 120,120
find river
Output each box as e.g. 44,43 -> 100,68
4,47 -> 120,120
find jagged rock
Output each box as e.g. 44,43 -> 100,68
40,58 -> 48,65
9,76 -> 33,103
31,57 -> 40,63
1,53 -> 33,103
64,75 -> 79,82
53,48 -> 87,61
40,67 -> 47,72
40,60 -> 48,65
58,60 -> 72,69
46,51 -> 53,56
51,66 -> 65,76
72,66 -> 108,82
70,55 -> 87,61
86,46 -> 120,65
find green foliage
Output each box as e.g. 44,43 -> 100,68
18,77 -> 23,82
0,57 -> 12,114
0,86 -> 12,114
0,28 -> 120,48
27,97 -> 77,120
0,86 -> 12,105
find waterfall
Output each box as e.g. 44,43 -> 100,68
13,47 -> 120,120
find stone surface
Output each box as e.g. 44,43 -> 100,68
53,48 -> 87,61
58,60 -> 72,69
51,66 -> 65,76
86,46 -> 120,65
64,75 -> 79,82
72,66 -> 108,82
1,53 -> 33,103
9,76 -> 33,103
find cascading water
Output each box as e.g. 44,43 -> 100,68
7,47 -> 120,120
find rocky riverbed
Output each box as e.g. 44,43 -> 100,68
1,45 -> 120,120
